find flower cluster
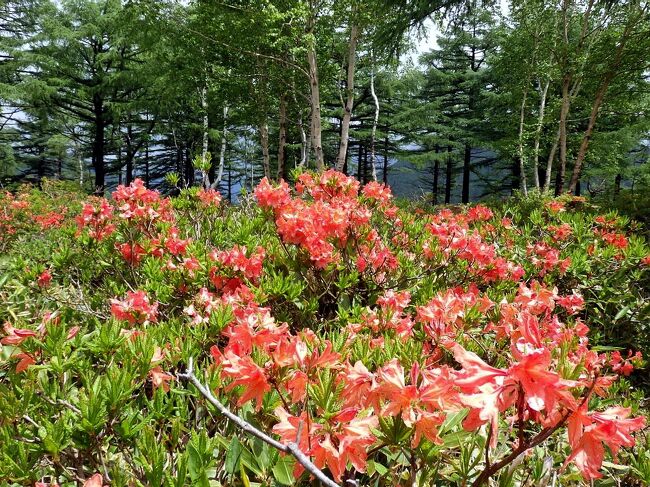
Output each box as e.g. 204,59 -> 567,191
4,171 -> 644,486
110,290 -> 158,325
76,198 -> 115,241
201,267 -> 644,481
112,178 -> 173,224
210,245 -> 265,281
1,315 -> 78,373
255,171 -> 397,273
196,188 -> 222,207
424,210 -> 525,282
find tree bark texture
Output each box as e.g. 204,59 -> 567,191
335,23 -> 359,172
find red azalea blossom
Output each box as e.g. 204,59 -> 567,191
600,231 -> 628,249
149,366 -> 174,392
362,181 -> 393,205
215,348 -> 271,410
1,322 -> 38,345
37,269 -> 52,288
197,188 -> 222,207
565,406 -> 646,479
546,200 -> 565,213
35,211 -> 65,229
76,199 -> 115,240
116,242 -> 147,265
83,474 -> 105,487
110,290 -> 158,325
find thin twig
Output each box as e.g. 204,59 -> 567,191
22,414 -> 41,429
177,358 -> 340,487
470,375 -> 599,487
38,393 -> 82,414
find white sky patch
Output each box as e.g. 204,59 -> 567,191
407,0 -> 510,65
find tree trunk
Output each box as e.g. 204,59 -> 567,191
307,45 -> 324,171
92,94 -> 105,194
117,146 -> 122,185
512,157 -> 521,194
292,78 -> 307,168
125,124 -> 134,185
277,93 -> 287,180
383,131 -> 389,185
568,11 -> 632,195
335,23 -> 359,171
517,85 -> 529,196
462,144 -> 471,203
568,79 -> 610,194
227,160 -> 232,202
445,146 -> 453,204
304,106 -> 313,168
433,145 -> 440,205
259,121 -> 270,179
298,107 -> 307,167
185,146 -> 194,186
337,116 -> 343,170
545,78 -> 581,193
200,83 -> 210,188
363,141 -> 369,184
544,126 -> 560,192
533,78 -> 549,190
369,60 -> 379,182
556,75 -> 571,195
614,173 -> 622,194
176,145 -> 183,187
212,105 -> 229,189
144,138 -> 149,186
357,142 -> 363,182
78,142 -> 84,189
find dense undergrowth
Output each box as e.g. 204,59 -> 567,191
0,174 -> 649,487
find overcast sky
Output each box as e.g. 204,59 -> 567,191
410,0 -> 510,63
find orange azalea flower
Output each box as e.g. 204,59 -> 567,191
220,350 -> 270,410
1,322 -> 38,345
110,290 -> 158,325
15,352 -> 36,373
149,366 -> 173,392
83,473 -> 104,487
565,406 -> 646,479
340,361 -> 378,410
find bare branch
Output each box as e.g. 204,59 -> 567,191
177,358 -> 341,487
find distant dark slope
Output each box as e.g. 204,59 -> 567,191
385,147 -> 511,203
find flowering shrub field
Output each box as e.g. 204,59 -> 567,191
1,173 -> 650,487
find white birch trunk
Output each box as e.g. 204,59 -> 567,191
335,23 -> 359,172
200,84 -> 210,188
533,78 -> 549,190
298,108 -> 307,167
369,62 -> 379,182
212,105 -> 229,189
517,85 -> 528,196
306,24 -> 324,171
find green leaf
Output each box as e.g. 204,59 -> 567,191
240,462 -> 252,487
225,436 -> 242,474
371,460 -> 388,476
272,456 -> 294,486
614,306 -> 630,322
439,409 -> 468,435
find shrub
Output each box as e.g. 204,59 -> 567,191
0,173 -> 648,486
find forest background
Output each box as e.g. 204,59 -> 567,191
1,0 -> 649,210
